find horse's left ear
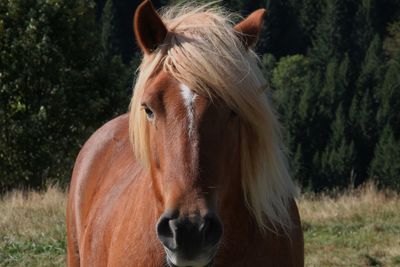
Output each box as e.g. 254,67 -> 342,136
134,0 -> 168,54
234,9 -> 266,49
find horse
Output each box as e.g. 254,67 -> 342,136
66,1 -> 304,266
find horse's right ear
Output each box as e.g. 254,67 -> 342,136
134,0 -> 168,54
234,9 -> 266,49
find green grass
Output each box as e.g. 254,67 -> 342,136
0,188 -> 66,266
0,184 -> 399,266
300,184 -> 400,266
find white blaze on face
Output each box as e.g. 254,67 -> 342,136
180,83 -> 197,137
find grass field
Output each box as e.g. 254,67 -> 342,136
300,184 -> 400,267
0,184 -> 399,266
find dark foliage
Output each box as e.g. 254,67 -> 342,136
1,0 -> 399,192
0,0 -> 130,190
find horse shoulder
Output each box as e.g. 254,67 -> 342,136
259,199 -> 304,267
261,199 -> 304,267
254,199 -> 304,266
67,113 -> 135,266
287,199 -> 304,267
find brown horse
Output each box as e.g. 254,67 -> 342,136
67,1 -> 304,266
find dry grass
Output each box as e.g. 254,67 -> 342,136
300,183 -> 400,267
0,186 -> 66,266
0,183 -> 399,266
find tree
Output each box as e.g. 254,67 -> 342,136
0,0 -> 129,190
311,106 -> 355,190
100,0 -> 121,58
383,22 -> 400,59
348,35 -> 383,183
271,55 -> 309,151
376,51 -> 400,136
270,55 -> 312,185
352,0 -> 379,64
263,0 -> 307,57
298,0 -> 324,46
308,0 -> 357,69
370,125 -> 400,191
261,53 -> 277,86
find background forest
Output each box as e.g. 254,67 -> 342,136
1,0 -> 399,192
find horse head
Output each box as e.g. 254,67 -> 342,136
130,1 -> 293,266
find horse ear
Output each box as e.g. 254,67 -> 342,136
234,9 -> 266,49
134,0 -> 168,54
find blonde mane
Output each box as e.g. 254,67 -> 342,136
129,2 -> 297,232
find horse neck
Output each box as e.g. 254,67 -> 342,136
218,165 -> 260,240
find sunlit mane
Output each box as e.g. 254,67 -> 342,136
129,2 -> 297,232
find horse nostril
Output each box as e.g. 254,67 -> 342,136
202,213 -> 223,247
157,211 -> 223,252
156,214 -> 177,250
157,216 -> 173,237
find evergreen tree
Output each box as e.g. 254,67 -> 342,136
353,0 -> 378,63
312,56 -> 350,149
263,0 -> 307,57
261,53 -> 277,86
224,0 -> 266,15
295,70 -> 322,188
308,0 -> 357,69
375,0 -> 400,38
101,0 -> 121,58
271,55 -> 309,152
349,35 -> 383,183
296,53 -> 351,190
319,56 -> 349,116
383,22 -> 400,59
376,52 -> 400,136
370,125 -> 400,191
298,0 -> 324,45
292,144 -> 305,187
315,106 -> 355,189
99,0 -> 132,102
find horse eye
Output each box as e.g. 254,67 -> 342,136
144,107 -> 154,120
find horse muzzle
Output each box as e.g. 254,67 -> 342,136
165,249 -> 216,267
156,211 -> 223,267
